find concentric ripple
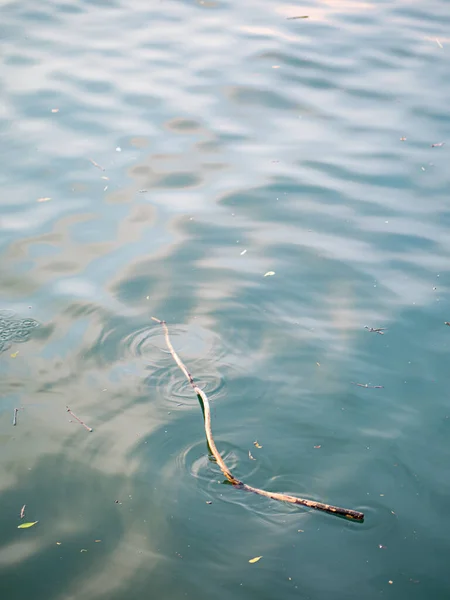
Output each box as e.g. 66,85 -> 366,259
179,438 -> 262,486
0,310 -> 39,353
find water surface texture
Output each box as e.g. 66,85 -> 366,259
1,0 -> 450,598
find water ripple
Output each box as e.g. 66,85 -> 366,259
0,311 -> 39,353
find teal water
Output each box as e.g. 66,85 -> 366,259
1,0 -> 450,598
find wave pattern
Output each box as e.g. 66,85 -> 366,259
1,0 -> 450,599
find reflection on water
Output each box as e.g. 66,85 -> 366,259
2,0 -> 450,598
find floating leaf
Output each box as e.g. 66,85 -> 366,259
18,521 -> 38,529
240,249 -> 247,256
80,549 -> 88,552
10,351 -> 19,358
248,450 -> 256,460
264,271 -> 275,277
37,197 -> 52,203
253,441 -> 262,449
249,556 -> 263,564
51,108 -> 59,113
56,542 -> 62,545
95,540 -> 101,543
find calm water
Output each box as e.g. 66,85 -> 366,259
1,0 -> 450,598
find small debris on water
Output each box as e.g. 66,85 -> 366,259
248,450 -> 256,460
89,158 -> 104,171
364,326 -> 385,334
249,556 -> 263,563
400,137 -> 407,141
253,441 -> 262,449
431,142 -> 445,147
287,15 -> 309,19
51,108 -> 59,113
314,445 -> 321,449
351,382 -> 384,389
264,271 -> 275,277
240,249 -> 247,255
37,197 -> 52,203
206,501 -> 212,505
18,521 -> 38,529
436,38 -> 443,48
116,147 -> 122,152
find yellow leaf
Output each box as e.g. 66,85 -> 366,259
56,542 -> 62,545
10,351 -> 19,358
18,521 -> 38,529
95,540 -> 101,543
37,197 -> 52,203
264,271 -> 275,277
249,556 -> 262,564
253,441 -> 262,449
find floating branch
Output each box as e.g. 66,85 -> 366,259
152,317 -> 364,522
66,406 -> 93,432
12,407 -> 18,426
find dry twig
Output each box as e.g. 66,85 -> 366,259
66,406 -> 93,432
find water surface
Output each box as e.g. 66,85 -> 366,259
1,0 -> 450,598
